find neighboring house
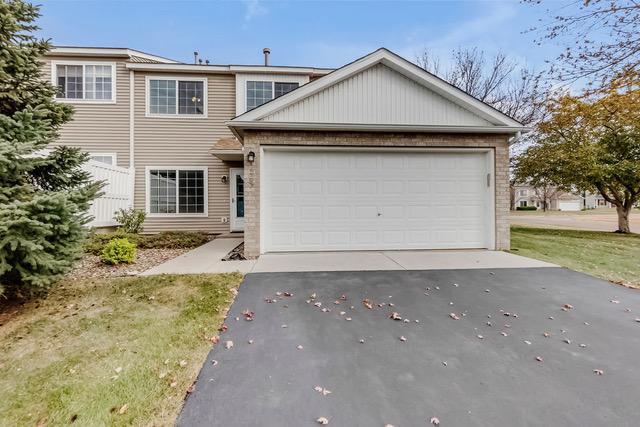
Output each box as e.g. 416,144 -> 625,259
513,183 -> 612,211
43,46 -> 527,258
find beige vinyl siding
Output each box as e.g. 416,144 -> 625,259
133,72 -> 238,234
42,55 -> 131,167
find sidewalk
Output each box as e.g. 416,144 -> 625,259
141,240 -> 556,275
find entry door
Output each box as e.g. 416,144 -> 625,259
262,150 -> 493,252
230,168 -> 245,231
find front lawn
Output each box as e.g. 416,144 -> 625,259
511,226 -> 640,288
0,273 -> 242,426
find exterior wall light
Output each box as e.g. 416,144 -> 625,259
221,175 -> 228,184
247,151 -> 256,163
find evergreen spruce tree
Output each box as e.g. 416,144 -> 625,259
0,0 -> 103,297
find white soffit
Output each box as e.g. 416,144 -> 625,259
229,48 -> 526,130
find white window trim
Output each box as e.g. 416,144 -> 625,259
245,80 -> 302,112
145,166 -> 208,217
88,152 -> 118,165
145,76 -> 208,118
51,60 -> 117,104
235,73 -> 309,115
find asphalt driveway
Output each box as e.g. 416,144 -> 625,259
178,268 -> 640,426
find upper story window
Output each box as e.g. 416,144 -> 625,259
246,81 -> 299,110
52,62 -> 116,102
146,77 -> 207,117
519,190 -> 528,197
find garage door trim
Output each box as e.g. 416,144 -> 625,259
259,145 -> 496,254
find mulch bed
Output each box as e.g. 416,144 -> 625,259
65,248 -> 191,280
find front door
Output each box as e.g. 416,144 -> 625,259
230,168 -> 245,231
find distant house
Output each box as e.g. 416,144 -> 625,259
512,184 -> 612,211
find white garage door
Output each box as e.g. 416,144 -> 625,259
262,150 -> 493,253
558,201 -> 581,211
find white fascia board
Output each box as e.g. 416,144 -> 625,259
49,47 -> 179,63
226,120 -> 529,136
229,48 -> 525,127
125,63 -> 332,75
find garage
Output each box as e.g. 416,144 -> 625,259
228,48 -> 526,258
262,149 -> 494,252
558,200 -> 581,211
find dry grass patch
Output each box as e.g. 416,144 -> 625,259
0,273 -> 242,426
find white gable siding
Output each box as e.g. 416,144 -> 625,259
262,63 -> 491,126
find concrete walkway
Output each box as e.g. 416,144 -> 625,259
141,240 -> 555,275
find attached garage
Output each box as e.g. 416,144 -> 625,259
262,148 -> 494,252
227,48 -> 528,258
558,200 -> 581,211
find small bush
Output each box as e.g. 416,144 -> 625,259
516,206 -> 538,211
114,208 -> 146,234
101,238 -> 137,265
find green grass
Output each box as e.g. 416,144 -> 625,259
0,273 -> 242,426
511,226 -> 640,287
84,231 -> 211,255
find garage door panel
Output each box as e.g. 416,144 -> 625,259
263,150 -> 491,252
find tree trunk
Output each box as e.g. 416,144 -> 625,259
615,205 -> 631,233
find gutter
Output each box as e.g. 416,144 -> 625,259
226,121 -> 531,141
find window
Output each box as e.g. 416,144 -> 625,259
147,167 -> 207,215
53,62 -> 115,101
246,81 -> 299,110
89,153 -> 117,165
147,77 -> 206,116
274,82 -> 299,98
519,190 -> 527,197
519,200 -> 528,207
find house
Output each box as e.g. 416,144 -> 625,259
513,183 -> 613,211
43,46 -> 528,259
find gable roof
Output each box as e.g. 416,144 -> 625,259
227,48 -> 528,139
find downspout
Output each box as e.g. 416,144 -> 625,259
129,69 -> 135,208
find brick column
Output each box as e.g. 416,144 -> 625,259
243,133 -> 261,259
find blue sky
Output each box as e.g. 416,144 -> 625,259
37,0 -> 560,71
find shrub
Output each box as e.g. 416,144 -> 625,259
516,206 -> 538,211
101,238 -> 137,265
114,208 -> 146,234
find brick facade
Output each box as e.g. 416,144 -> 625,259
243,130 -> 512,258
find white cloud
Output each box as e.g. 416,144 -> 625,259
244,0 -> 268,22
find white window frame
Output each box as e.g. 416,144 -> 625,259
245,80 -> 301,111
145,166 -> 208,217
145,76 -> 208,118
88,152 -> 118,165
235,73 -> 309,115
51,60 -> 117,104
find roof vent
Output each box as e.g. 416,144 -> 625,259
263,48 -> 270,66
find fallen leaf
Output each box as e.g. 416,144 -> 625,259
563,339 -> 571,344
535,356 -> 543,362
218,324 -> 228,333
283,292 -> 293,297
186,384 -> 195,394
477,335 -> 484,339
543,332 -> 551,338
500,332 -> 508,336
430,417 -> 440,425
114,367 -> 122,374
242,309 -> 255,321
593,369 -> 604,375
345,317 -> 352,321
563,304 -> 574,310
390,312 -> 402,320
248,339 -> 254,344
362,299 -> 374,309
310,293 -> 317,300
399,336 -> 407,342
610,300 -> 620,304
317,416 -> 329,424
449,313 -> 460,320
118,404 -> 128,415
224,341 -> 233,349
524,340 -> 532,345
179,360 -> 187,367
359,338 -> 365,343
170,380 -> 178,388
210,335 -> 220,344
340,294 -> 347,301
297,345 -> 304,350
